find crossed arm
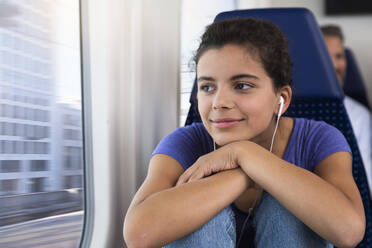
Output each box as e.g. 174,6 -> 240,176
123,141 -> 365,248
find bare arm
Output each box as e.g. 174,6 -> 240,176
234,141 -> 365,248
123,154 -> 250,248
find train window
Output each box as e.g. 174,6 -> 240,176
0,1 -> 84,248
179,0 -> 236,125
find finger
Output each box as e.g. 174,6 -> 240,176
176,156 -> 206,186
188,172 -> 203,183
176,173 -> 187,186
176,166 -> 196,186
187,166 -> 209,183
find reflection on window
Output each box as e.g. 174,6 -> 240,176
0,1 -> 83,247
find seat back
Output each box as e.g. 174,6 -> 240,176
185,8 -> 371,247
344,47 -> 371,110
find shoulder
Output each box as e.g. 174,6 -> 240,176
344,96 -> 371,118
160,123 -> 210,145
152,122 -> 212,170
343,96 -> 371,137
292,118 -> 351,170
299,118 -> 340,135
292,117 -> 344,142
297,118 -> 349,148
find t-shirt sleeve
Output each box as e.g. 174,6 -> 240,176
151,124 -> 211,170
308,121 -> 352,171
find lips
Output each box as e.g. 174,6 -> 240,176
210,118 -> 243,128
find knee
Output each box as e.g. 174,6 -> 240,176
194,206 -> 236,243
254,191 -> 299,231
205,206 -> 236,231
253,192 -> 332,248
164,206 -> 236,248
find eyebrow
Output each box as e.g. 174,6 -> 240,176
230,74 -> 259,81
197,76 -> 215,82
197,73 -> 259,83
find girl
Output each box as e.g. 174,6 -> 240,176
124,17 -> 365,248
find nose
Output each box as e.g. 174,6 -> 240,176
212,88 -> 234,109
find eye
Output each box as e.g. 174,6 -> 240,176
235,82 -> 252,90
336,54 -> 345,60
200,84 -> 215,92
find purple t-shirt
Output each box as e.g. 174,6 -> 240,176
152,118 -> 351,172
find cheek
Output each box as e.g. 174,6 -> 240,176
341,60 -> 347,71
241,100 -> 276,129
240,97 -> 273,116
197,95 -> 210,119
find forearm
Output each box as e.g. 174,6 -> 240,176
235,141 -> 365,247
124,168 -> 248,248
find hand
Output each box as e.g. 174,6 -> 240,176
176,143 -> 238,186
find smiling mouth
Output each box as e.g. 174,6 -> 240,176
210,119 -> 243,128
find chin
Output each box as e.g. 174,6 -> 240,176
214,135 -> 247,147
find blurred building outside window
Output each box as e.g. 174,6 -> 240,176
0,1 -> 84,247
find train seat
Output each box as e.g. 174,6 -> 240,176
185,8 -> 372,247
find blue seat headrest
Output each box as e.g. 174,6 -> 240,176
214,8 -> 343,99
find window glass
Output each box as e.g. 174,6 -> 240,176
30,160 -> 48,171
179,0 -> 236,125
0,1 -> 84,247
0,179 -> 18,193
0,160 -> 21,173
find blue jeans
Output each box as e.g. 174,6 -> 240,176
164,191 -> 333,248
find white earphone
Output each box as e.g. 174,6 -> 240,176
270,96 -> 284,153
278,96 -> 284,118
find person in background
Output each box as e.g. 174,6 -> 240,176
321,25 -> 372,195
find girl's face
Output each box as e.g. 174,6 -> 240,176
197,44 -> 281,147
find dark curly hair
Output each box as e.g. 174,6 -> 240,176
194,17 -> 293,91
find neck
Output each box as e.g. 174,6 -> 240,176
251,116 -> 282,152
270,117 -> 294,158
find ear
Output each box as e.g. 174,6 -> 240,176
275,86 -> 292,116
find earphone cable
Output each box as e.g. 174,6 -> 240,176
269,115 -> 280,153
237,115 -> 280,247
